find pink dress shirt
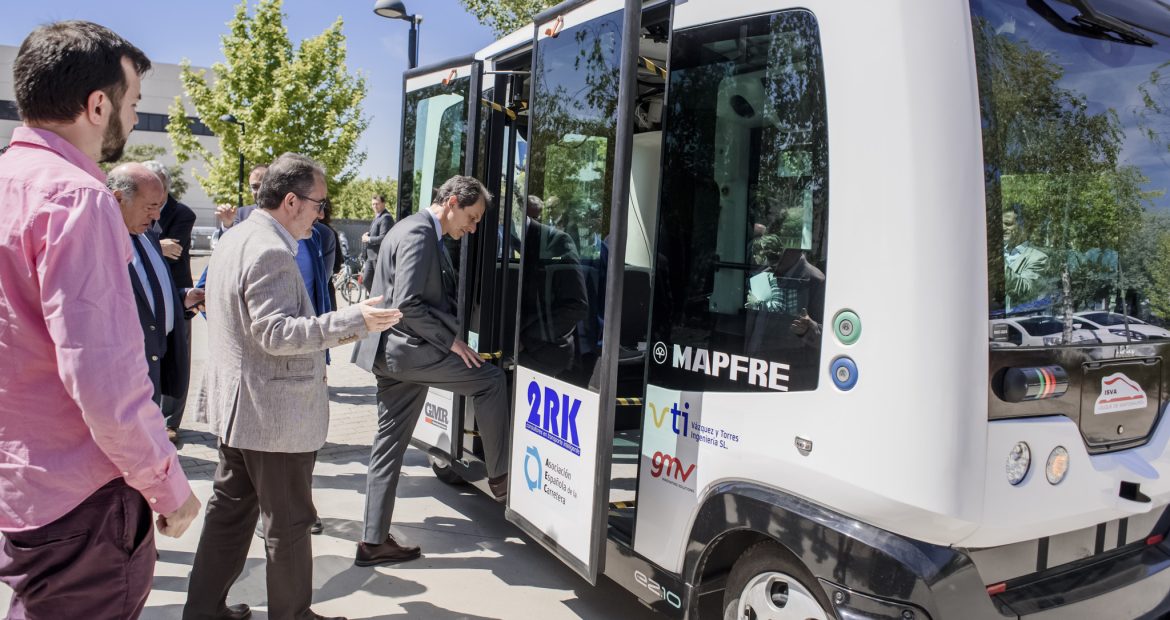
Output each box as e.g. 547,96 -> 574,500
0,127 -> 192,531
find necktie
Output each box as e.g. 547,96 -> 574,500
133,235 -> 167,329
438,239 -> 457,309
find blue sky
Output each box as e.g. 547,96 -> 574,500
0,0 -> 498,180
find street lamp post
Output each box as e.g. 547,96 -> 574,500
219,114 -> 246,209
373,0 -> 422,69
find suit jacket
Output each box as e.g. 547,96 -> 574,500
365,210 -> 394,264
200,209 -> 367,453
353,211 -> 456,374
128,232 -> 190,404
157,194 -> 196,288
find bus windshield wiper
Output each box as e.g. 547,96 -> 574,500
1028,0 -> 1158,46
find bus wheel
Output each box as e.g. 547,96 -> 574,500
722,541 -> 830,620
429,456 -> 466,485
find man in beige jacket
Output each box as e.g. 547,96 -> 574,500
184,153 -> 400,620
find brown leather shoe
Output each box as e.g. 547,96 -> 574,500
222,603 -> 251,619
488,473 -> 508,501
354,535 -> 421,566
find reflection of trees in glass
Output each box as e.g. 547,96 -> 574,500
975,17 -> 1162,326
528,16 -> 621,254
399,79 -> 469,214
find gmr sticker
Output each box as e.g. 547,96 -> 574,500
635,570 -> 682,609
525,380 -> 582,455
1095,373 -> 1148,415
424,402 -> 449,430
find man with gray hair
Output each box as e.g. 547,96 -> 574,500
184,152 -> 401,620
107,163 -> 201,419
143,158 -> 197,438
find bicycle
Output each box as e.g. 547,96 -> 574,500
334,254 -> 366,304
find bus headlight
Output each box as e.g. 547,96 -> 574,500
1046,446 -> 1069,485
1006,442 -> 1031,485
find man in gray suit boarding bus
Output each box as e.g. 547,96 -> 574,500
352,175 -> 510,567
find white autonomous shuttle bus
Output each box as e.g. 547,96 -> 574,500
390,0 -> 1170,617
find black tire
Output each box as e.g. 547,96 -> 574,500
722,541 -> 831,620
431,459 -> 467,485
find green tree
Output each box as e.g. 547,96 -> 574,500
458,0 -> 557,36
167,0 -> 368,204
99,144 -> 189,200
332,177 -> 398,220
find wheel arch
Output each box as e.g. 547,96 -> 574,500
683,481 -> 973,618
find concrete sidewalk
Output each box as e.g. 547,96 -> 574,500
0,259 -> 660,619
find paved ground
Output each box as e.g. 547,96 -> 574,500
1,256 -> 660,620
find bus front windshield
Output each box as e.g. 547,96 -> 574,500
973,0 -> 1170,346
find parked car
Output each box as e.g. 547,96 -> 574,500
989,316 -> 1103,347
1074,311 -> 1170,341
191,226 -> 217,253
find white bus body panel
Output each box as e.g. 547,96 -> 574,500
632,0 -> 1170,571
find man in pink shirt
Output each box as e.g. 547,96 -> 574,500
0,21 -> 200,619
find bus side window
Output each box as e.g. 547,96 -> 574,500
648,10 -> 829,393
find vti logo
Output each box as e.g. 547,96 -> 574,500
524,380 -> 582,455
634,570 -> 682,609
647,400 -> 690,437
650,451 -> 695,483
424,402 -> 449,430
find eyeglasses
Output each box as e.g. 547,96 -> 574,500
295,194 -> 329,213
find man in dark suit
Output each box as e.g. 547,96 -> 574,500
360,193 -> 394,292
108,164 -> 202,422
213,164 -> 268,240
144,160 -> 197,436
352,176 -> 510,566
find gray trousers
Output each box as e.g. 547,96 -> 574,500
184,443 -> 317,620
363,354 -> 509,544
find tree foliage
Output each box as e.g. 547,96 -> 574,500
332,177 -> 397,220
458,0 -> 557,36
167,0 -> 368,204
99,144 -> 189,200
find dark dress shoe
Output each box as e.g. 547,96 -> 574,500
222,603 -> 251,619
488,473 -> 508,500
311,517 -> 323,534
354,535 -> 421,566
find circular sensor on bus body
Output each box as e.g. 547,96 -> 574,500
830,357 -> 858,390
833,310 -> 861,345
1046,446 -> 1069,485
1006,442 -> 1031,486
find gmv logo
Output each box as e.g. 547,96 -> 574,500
650,451 -> 695,483
525,380 -> 582,455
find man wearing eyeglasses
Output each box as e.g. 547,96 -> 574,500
185,152 -> 401,620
